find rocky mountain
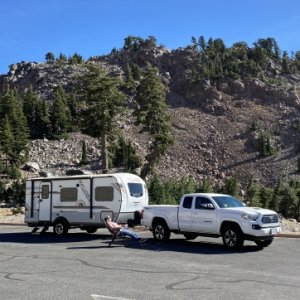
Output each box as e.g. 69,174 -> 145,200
1,40 -> 300,190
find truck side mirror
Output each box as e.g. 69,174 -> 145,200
206,203 -> 215,209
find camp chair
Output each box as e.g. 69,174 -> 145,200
104,218 -> 128,247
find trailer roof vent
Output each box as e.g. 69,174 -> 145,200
39,171 -> 53,177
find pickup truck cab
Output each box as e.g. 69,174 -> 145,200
141,193 -> 281,249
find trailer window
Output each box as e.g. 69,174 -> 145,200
41,185 -> 49,199
128,183 -> 143,197
95,186 -> 114,201
61,188 -> 78,202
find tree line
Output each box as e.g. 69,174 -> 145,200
148,175 -> 300,220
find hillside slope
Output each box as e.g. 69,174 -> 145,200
1,42 -> 300,190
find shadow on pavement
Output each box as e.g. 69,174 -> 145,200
67,237 -> 263,255
0,230 -> 263,254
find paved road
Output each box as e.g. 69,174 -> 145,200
0,225 -> 300,300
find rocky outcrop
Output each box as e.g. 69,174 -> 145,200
1,45 -> 300,189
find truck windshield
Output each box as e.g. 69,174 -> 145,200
212,196 -> 244,208
128,183 -> 143,197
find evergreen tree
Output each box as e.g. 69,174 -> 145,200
259,186 -> 273,208
22,86 -> 50,138
80,140 -> 89,165
279,186 -> 297,218
148,174 -> 165,204
66,92 -> 80,131
0,88 -> 29,166
0,116 -> 14,167
131,63 -> 142,81
68,52 -> 84,64
198,36 -> 206,51
135,64 -> 174,179
50,85 -> 70,137
282,51 -> 290,73
222,176 -> 240,197
124,63 -> 137,91
197,178 -> 212,193
246,178 -> 261,207
79,64 -> 125,171
269,178 -> 284,212
45,52 -> 55,62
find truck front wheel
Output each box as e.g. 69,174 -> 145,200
222,225 -> 244,249
153,221 -> 170,241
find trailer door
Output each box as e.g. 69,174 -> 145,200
39,183 -> 51,221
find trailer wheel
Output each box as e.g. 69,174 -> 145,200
152,220 -> 170,241
222,225 -> 244,249
86,227 -> 97,234
53,219 -> 69,236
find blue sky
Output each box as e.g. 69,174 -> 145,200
1,0 -> 300,74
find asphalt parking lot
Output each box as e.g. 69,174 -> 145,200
1,225 -> 300,300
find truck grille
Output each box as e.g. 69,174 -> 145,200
261,214 -> 279,224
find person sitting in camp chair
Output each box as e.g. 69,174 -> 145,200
104,215 -> 146,246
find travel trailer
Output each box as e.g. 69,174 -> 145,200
24,172 -> 148,235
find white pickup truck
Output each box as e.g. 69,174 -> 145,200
141,193 -> 281,249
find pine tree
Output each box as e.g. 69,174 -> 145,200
269,178 -> 283,212
246,177 -> 261,207
222,176 -> 240,197
0,88 -> 29,165
135,64 -> 174,179
80,140 -> 89,165
45,52 -> 55,62
124,63 -> 137,92
22,86 -> 50,138
79,64 -> 125,172
259,186 -> 273,208
197,178 -> 212,193
282,51 -> 290,73
0,116 -> 14,167
50,86 -> 70,137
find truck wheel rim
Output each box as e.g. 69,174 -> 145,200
155,225 -> 164,239
55,224 -> 63,234
224,230 -> 237,247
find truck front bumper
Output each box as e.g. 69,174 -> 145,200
241,223 -> 281,240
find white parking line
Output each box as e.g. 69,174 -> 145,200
91,294 -> 135,300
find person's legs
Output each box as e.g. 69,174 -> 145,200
120,228 -> 140,240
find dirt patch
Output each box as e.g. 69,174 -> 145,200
0,208 -> 25,224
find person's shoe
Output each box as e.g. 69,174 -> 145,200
138,238 -> 147,245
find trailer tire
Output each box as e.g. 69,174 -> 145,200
152,220 -> 170,241
53,219 -> 69,236
86,227 -> 97,234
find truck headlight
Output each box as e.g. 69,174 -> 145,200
241,213 -> 258,221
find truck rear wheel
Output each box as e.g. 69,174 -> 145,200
153,220 -> 170,241
183,233 -> 198,240
53,219 -> 69,236
222,225 -> 244,249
